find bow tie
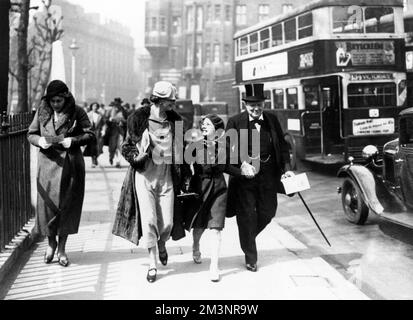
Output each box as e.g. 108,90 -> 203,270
251,119 -> 264,126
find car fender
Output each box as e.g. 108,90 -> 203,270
337,164 -> 384,214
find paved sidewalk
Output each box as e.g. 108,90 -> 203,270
1,153 -> 369,300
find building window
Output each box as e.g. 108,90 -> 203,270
196,6 -> 203,30
206,5 -> 212,22
205,43 -> 211,63
170,48 -> 177,68
298,13 -> 312,39
258,4 -> 269,22
172,16 -> 181,35
160,16 -> 167,32
260,28 -> 270,50
284,18 -> 297,43
282,3 -> 293,14
186,36 -> 193,67
249,32 -> 258,53
151,17 -> 157,31
225,5 -> 231,22
236,5 -> 247,26
272,23 -> 283,46
187,6 -> 194,31
213,43 -> 220,62
196,35 -> 202,67
224,44 -> 231,62
215,4 -> 221,21
145,17 -> 149,32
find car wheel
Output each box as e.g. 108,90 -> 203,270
341,178 -> 369,225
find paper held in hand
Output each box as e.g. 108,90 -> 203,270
44,134 -> 64,144
281,173 -> 311,195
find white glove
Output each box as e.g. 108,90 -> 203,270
60,137 -> 72,149
241,161 -> 256,179
38,137 -> 52,149
281,171 -> 295,180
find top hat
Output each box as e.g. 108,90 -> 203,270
109,97 -> 123,107
242,83 -> 267,102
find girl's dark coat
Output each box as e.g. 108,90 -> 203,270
27,95 -> 94,236
112,106 -> 189,245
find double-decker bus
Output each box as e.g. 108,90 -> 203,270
234,0 -> 407,168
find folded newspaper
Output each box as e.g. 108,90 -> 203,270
281,173 -> 311,195
44,135 -> 64,144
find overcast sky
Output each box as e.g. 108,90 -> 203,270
33,0 -> 146,48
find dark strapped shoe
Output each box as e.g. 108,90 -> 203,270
147,268 -> 157,283
246,263 -> 258,272
159,249 -> 168,266
44,243 -> 57,264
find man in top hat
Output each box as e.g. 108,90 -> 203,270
226,83 -> 293,272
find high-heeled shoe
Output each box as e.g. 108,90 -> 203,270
44,243 -> 57,264
57,253 -> 70,267
147,268 -> 157,283
192,250 -> 202,264
159,249 -> 168,266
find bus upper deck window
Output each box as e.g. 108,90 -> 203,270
284,18 -> 297,43
298,13 -> 313,39
260,28 -> 270,50
271,24 -> 283,47
365,7 -> 394,33
250,32 -> 258,53
333,6 -> 363,33
240,36 -> 249,55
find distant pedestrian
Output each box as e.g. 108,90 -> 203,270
226,83 -> 293,272
83,102 -> 104,167
182,114 -> 240,282
140,97 -> 151,108
107,98 -> 127,167
27,80 -> 95,267
112,81 -> 189,283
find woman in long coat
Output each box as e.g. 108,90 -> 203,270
107,101 -> 127,168
83,102 -> 103,167
182,114 -> 240,282
112,81 -> 189,283
27,80 -> 95,267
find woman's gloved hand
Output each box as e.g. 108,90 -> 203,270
133,152 -> 149,170
38,137 -> 52,149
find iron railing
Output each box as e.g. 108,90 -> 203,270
0,111 -> 34,251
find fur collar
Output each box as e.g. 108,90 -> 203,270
127,105 -> 182,142
37,94 -> 76,128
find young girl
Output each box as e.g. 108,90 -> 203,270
183,114 -> 240,282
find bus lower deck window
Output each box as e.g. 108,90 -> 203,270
287,88 -> 298,109
348,83 -> 396,108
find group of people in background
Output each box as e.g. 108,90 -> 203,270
28,79 -> 293,284
80,96 -> 152,168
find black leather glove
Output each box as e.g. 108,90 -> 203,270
133,153 -> 149,171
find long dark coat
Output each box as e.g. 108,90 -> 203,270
83,110 -> 103,157
111,106 -> 190,245
182,141 -> 241,230
27,95 -> 95,236
225,110 -> 291,218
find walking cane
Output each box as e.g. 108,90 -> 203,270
297,192 -> 331,247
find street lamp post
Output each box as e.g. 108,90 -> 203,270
69,38 -> 79,97
81,67 -> 87,103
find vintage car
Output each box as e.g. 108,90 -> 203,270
337,107 -> 413,227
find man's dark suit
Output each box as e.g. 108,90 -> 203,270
226,110 -> 291,265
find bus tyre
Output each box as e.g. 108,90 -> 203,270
284,133 -> 297,171
341,178 -> 369,225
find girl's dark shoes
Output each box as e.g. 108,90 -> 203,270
44,243 -> 57,264
57,253 -> 70,267
159,249 -> 168,266
147,268 -> 157,283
